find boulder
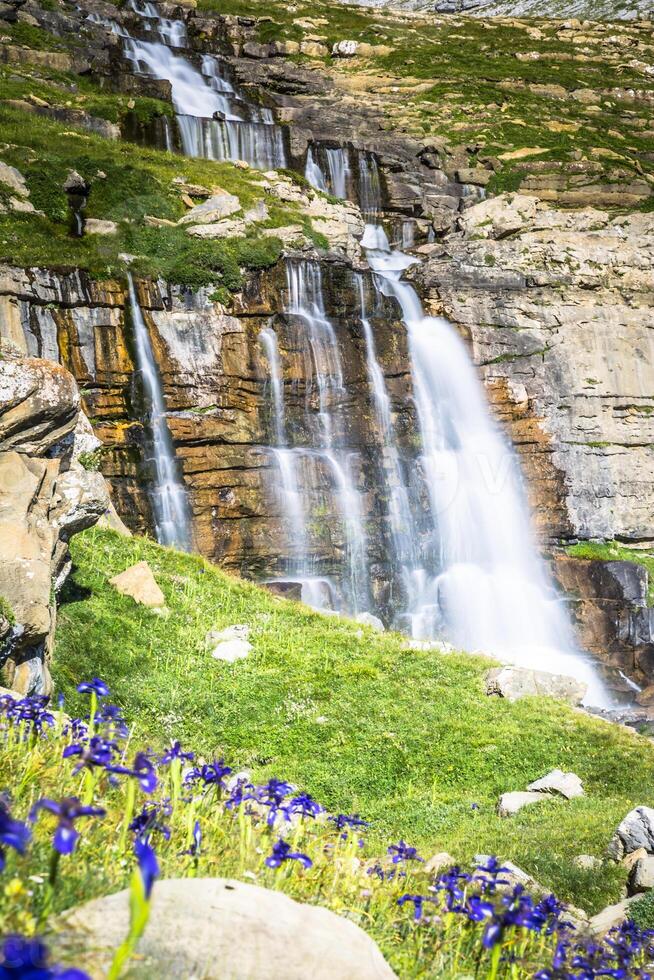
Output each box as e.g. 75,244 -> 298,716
211,639 -> 252,663
485,667 -> 587,705
354,612 -> 385,632
109,562 -> 166,609
526,770 -> 584,800
573,854 -> 602,871
58,878 -> 397,979
628,854 -> 654,894
607,807 -> 654,861
84,219 -> 118,235
0,161 -> 28,197
497,791 -> 545,817
178,192 -> 241,225
589,895 -> 642,936
332,40 -> 359,57
458,193 -> 540,240
423,852 -> 455,876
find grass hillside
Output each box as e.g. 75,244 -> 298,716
52,527 -> 654,915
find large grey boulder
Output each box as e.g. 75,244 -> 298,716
58,878 -> 397,979
485,666 -> 587,705
178,192 -> 241,225
607,807 -> 654,861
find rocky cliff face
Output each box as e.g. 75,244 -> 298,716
0,344 -> 114,694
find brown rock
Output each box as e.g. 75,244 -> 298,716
109,561 -> 166,608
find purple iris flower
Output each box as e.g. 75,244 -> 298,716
129,802 -> 172,842
287,794 -> 323,819
0,798 -> 30,870
185,760 -> 231,788
30,798 -> 105,855
0,935 -> 90,978
466,895 -> 495,923
76,679 -> 109,698
180,820 -> 202,858
398,894 -> 433,921
329,813 -> 370,832
265,839 -> 312,870
387,840 -> 423,864
62,735 -> 118,772
159,741 -> 194,766
135,838 -> 158,899
223,778 -> 255,811
8,697 -> 55,735
255,779 -> 295,827
95,703 -> 129,740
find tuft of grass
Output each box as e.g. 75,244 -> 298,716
52,527 -> 654,913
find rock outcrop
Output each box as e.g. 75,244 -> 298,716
0,344 -> 111,694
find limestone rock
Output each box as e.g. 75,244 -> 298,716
211,639 -> 252,663
497,791 -> 545,817
458,192 -> 540,240
178,192 -> 241,225
589,895 -> 642,936
58,878 -> 397,979
354,612 -> 385,632
573,854 -> 602,871
109,562 -> 166,608
84,218 -> 118,235
332,39 -> 359,57
527,769 -> 584,800
628,854 -> 654,894
607,807 -> 654,861
424,852 -> 455,875
0,352 -> 80,455
623,847 -> 649,872
0,161 -> 28,197
485,667 -> 587,705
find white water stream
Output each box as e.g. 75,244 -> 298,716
127,274 -> 192,551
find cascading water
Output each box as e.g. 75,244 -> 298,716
119,6 -> 286,168
363,225 -> 608,705
304,146 -> 351,199
127,273 -> 192,551
258,263 -> 372,614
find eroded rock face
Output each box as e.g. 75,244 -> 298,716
416,196 -> 654,549
0,344 -> 110,695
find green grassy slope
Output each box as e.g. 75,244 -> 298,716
53,527 -> 654,913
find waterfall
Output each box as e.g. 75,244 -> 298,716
127,273 -> 192,551
121,10 -> 287,168
258,328 -> 286,447
363,228 -> 608,705
304,144 -> 351,200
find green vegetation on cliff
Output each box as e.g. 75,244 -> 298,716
567,541 -> 654,605
52,527 -> 654,914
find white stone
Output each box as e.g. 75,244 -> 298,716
206,624 -> 250,644
497,791 -> 546,817
527,769 -> 584,800
629,854 -> 654,894
332,39 -> 359,57
354,612 -> 385,632
59,878 -> 397,979
589,895 -> 642,936
84,218 -> 118,235
485,667 -> 587,705
0,161 -> 29,197
178,192 -> 241,226
211,639 -> 252,663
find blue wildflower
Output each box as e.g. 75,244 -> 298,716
180,820 -> 202,858
387,840 -> 423,864
0,798 -> 30,871
62,735 -> 118,772
265,839 -> 312,870
159,741 -> 194,766
397,894 -> 434,921
185,760 -> 231,789
329,813 -> 370,832
129,801 -> 172,842
76,679 -> 109,698
0,935 -> 90,978
30,797 -> 105,855
287,794 -> 323,819
135,838 -> 159,899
